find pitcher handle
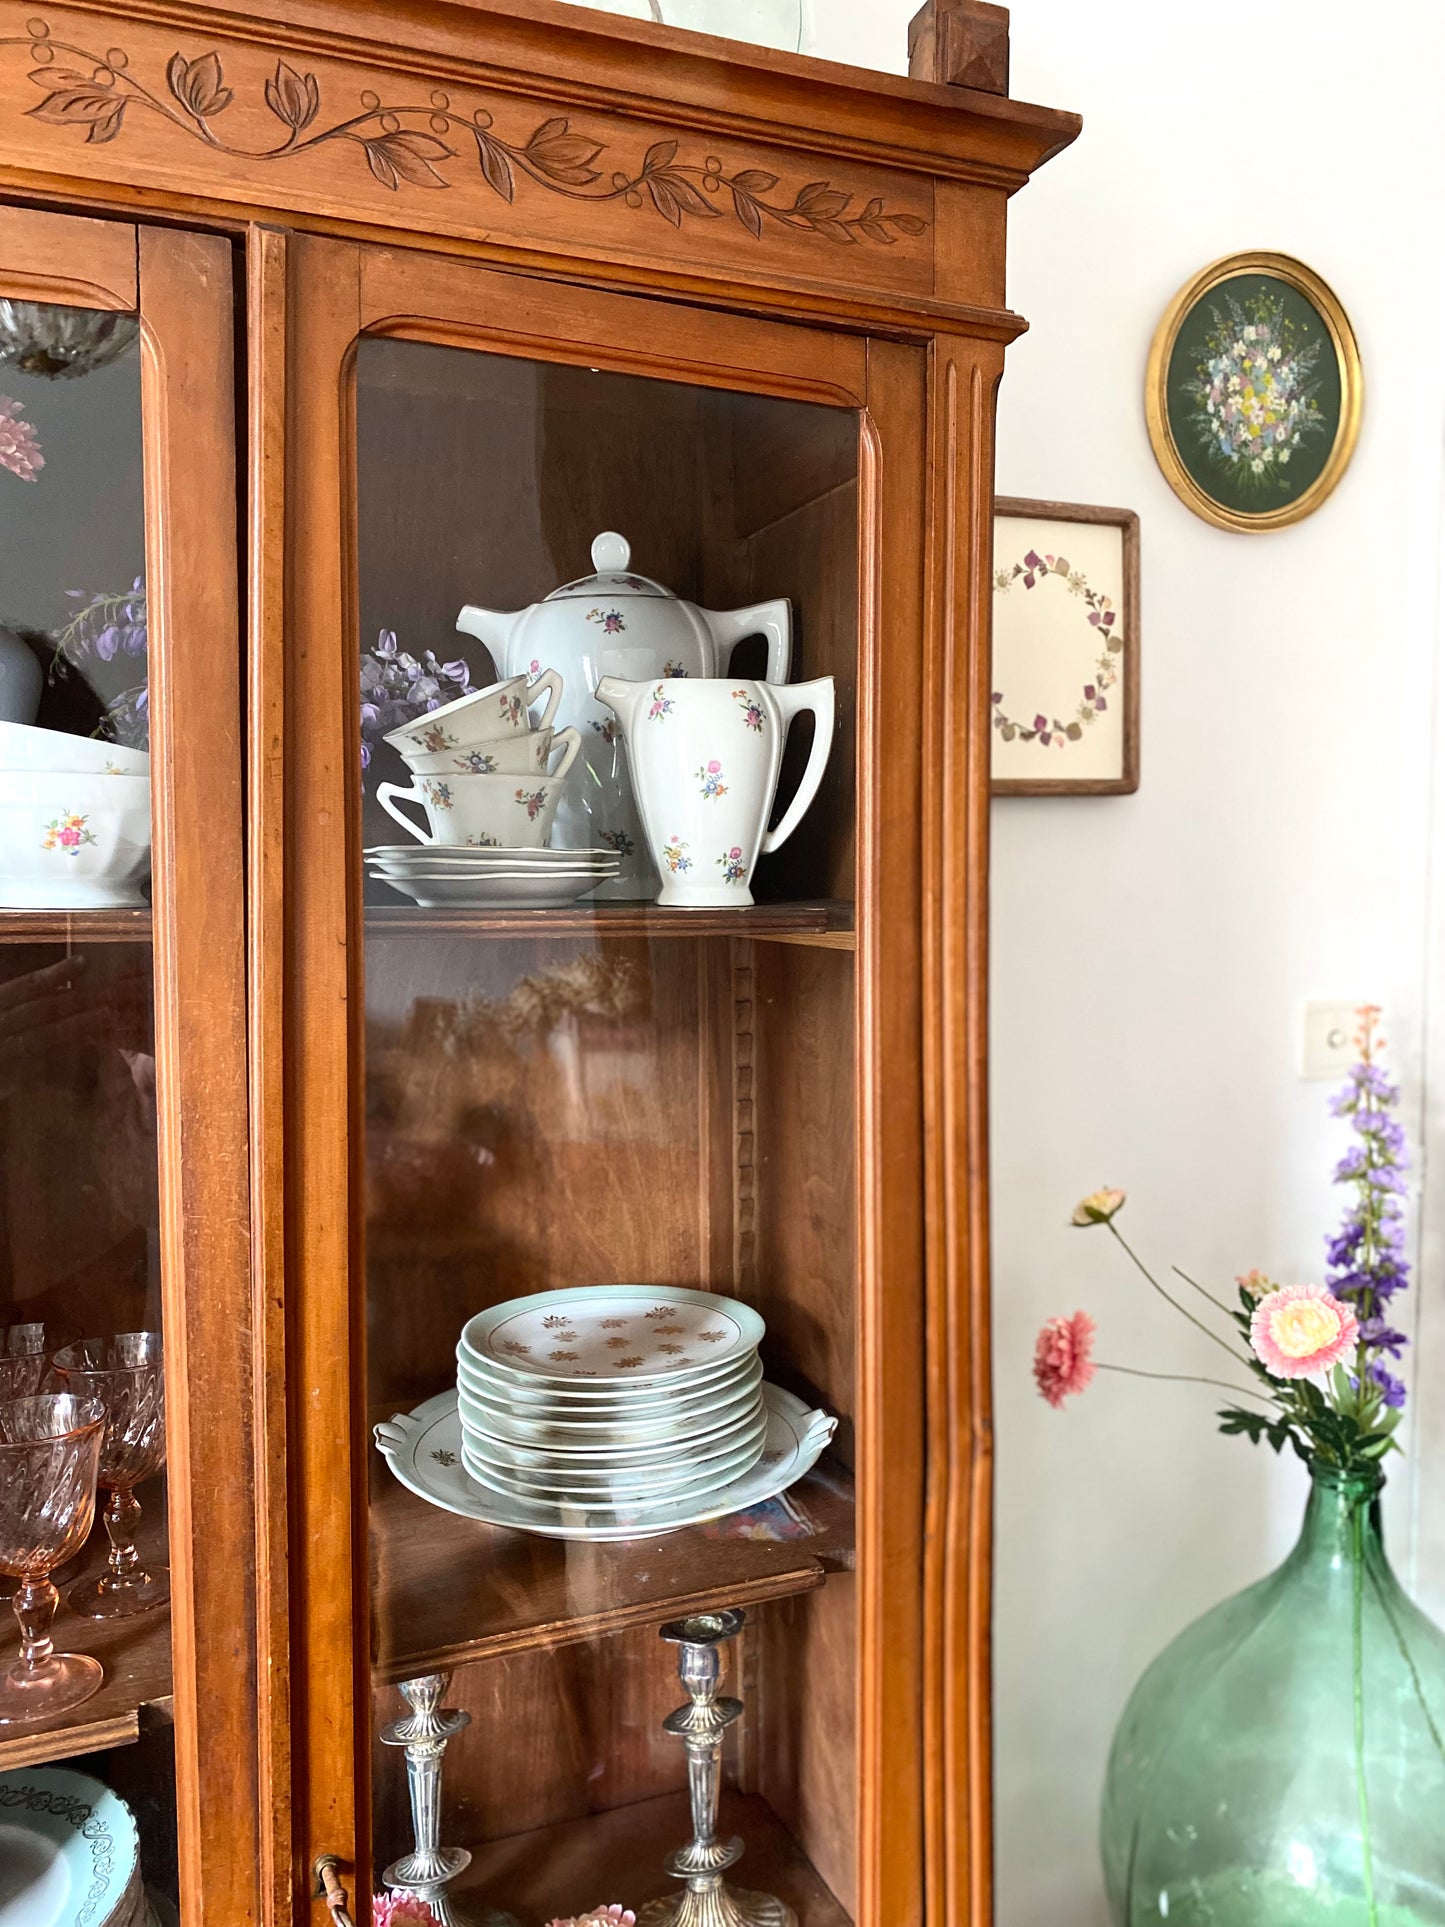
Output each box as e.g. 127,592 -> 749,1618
706,600 -> 792,684
761,677 -> 835,855
377,781 -> 434,845
527,668 -> 564,730
548,726 -> 582,780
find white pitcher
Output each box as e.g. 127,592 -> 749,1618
594,674 -> 834,908
457,532 -> 791,900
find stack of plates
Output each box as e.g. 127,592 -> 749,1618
0,1764 -> 170,1926
365,844 -> 620,908
456,1286 -> 768,1513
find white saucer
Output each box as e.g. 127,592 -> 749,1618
373,872 -> 611,908
375,1384 -> 835,1541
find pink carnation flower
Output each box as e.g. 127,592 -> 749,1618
373,1897 -> 437,1926
0,396 -> 42,483
1033,1311 -> 1096,1408
1250,1283 -> 1359,1381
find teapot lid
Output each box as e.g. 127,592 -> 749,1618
546,532 -> 673,601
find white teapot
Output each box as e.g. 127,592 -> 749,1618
456,532 -> 791,899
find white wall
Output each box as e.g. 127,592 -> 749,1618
800,3 -> 1445,1923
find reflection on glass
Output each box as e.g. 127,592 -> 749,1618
0,291 -> 176,1911
360,337 -> 860,1921
0,302 -> 149,913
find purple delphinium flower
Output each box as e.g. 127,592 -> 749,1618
1326,1006 -> 1411,1411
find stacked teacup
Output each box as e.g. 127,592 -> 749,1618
367,669 -> 619,907
0,722 -> 150,909
455,1285 -> 768,1520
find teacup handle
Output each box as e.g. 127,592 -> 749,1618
376,781 -> 434,845
548,726 -> 581,779
761,677 -> 836,856
527,669 -> 563,731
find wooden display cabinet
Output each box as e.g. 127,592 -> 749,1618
0,2 -> 1077,1922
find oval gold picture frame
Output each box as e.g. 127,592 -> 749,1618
1145,251 -> 1362,534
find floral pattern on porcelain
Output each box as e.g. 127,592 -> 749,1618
422,780 -> 454,809
452,749 -> 500,773
662,661 -> 689,678
663,837 -> 691,873
419,723 -> 455,753
587,608 -> 626,634
733,689 -> 765,732
716,846 -> 748,885
696,760 -> 728,799
465,832 -> 503,847
500,693 -> 525,726
647,684 -> 675,722
42,811 -> 97,855
591,717 -> 618,746
515,786 -> 549,820
599,827 -> 634,856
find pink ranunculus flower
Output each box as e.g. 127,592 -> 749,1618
1236,1269 -> 1272,1301
1071,1187 -> 1125,1227
373,1897 -> 437,1925
1033,1311 -> 1096,1408
1250,1283 -> 1359,1381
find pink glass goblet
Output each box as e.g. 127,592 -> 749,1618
52,1333 -> 168,1619
0,1391 -> 106,1723
0,1324 -> 47,1402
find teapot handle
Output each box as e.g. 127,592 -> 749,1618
761,677 -> 835,856
377,782 -> 434,846
705,599 -> 792,684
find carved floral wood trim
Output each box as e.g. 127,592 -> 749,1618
14,16 -> 929,247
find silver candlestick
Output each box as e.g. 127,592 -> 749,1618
381,1672 -> 516,1927
637,1611 -> 798,1927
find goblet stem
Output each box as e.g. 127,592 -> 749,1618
12,1573 -> 57,1673
102,1484 -> 142,1583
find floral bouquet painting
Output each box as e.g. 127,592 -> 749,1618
1180,287 -> 1328,497
1038,1008 -> 1445,1927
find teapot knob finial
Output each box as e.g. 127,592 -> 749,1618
592,531 -> 631,575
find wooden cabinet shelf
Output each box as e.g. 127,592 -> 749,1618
0,908 -> 152,945
455,1788 -> 851,1927
370,1459 -> 854,1686
0,1513 -> 172,1772
364,900 -> 856,946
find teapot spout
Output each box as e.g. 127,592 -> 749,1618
455,603 -> 519,659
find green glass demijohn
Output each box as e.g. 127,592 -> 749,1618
1102,1464 -> 1445,1926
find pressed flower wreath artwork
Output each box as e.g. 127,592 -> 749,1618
990,497 -> 1140,797
1037,1006 -> 1445,1927
1145,251 -> 1362,534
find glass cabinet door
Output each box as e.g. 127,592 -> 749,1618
274,237 -> 928,1926
0,208 -> 254,1925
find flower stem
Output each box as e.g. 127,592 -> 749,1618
1170,1265 -> 1238,1318
1095,1361 -> 1273,1404
1353,1501 -> 1380,1927
1106,1224 -> 1246,1365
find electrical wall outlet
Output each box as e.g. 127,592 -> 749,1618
1302,1001 -> 1374,1080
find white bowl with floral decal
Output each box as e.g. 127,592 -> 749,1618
0,771 -> 150,908
0,721 -> 149,777
396,725 -> 580,779
382,669 -> 563,758
377,769 -> 574,849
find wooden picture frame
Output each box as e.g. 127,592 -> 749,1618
990,496 -> 1140,796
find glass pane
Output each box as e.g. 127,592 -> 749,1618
361,339 -> 859,1924
0,302 -> 179,1923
